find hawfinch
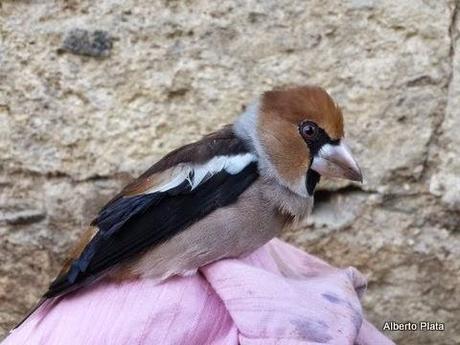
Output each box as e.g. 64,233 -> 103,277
18,85 -> 362,326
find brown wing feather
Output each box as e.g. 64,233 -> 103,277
108,125 -> 248,201
59,226 -> 98,275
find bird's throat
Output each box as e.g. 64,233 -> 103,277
306,169 -> 321,196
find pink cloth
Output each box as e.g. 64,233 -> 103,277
3,239 -> 393,345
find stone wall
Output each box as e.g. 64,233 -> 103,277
1,1 -> 459,343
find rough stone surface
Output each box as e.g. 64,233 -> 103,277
0,1 -> 459,344
60,29 -> 113,58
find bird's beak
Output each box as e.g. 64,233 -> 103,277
310,141 -> 363,182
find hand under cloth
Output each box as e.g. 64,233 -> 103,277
3,239 -> 393,345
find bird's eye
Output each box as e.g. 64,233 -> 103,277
300,122 -> 318,141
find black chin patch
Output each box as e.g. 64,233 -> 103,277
306,169 -> 321,196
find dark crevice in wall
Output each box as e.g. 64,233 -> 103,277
312,185 -> 369,210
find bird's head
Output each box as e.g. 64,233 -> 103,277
236,85 -> 362,197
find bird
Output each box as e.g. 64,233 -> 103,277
16,85 -> 362,328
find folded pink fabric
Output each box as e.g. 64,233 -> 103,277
3,239 -> 393,345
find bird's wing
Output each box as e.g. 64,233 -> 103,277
45,125 -> 259,298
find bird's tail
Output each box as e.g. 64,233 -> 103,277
10,297 -> 48,333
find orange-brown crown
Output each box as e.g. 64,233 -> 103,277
260,86 -> 344,139
257,86 -> 345,195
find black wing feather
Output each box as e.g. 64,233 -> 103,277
45,162 -> 258,298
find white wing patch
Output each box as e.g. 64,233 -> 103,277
143,153 -> 257,195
